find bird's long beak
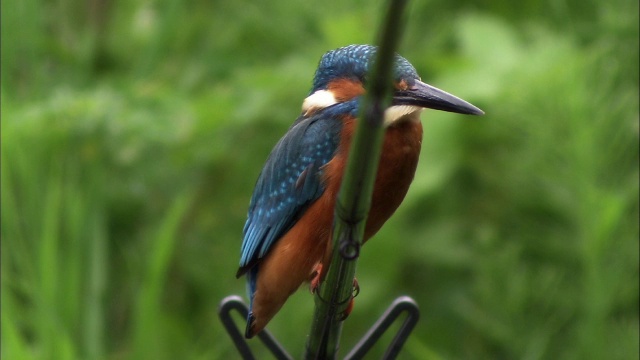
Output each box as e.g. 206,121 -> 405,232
393,80 -> 484,115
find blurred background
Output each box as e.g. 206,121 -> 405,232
2,0 -> 638,359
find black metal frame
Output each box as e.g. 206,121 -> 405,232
218,295 -> 293,360
218,295 -> 419,360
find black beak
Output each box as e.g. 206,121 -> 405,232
393,80 -> 484,115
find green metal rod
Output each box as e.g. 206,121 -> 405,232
305,1 -> 408,359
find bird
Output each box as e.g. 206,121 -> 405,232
236,44 -> 483,338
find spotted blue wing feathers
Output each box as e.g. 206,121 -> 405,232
237,111 -> 344,277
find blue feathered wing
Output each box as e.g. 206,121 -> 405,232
237,111 -> 344,278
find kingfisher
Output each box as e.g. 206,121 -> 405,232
237,44 -> 483,338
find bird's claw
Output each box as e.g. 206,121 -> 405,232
352,278 -> 360,297
338,278 -> 359,321
309,263 -> 323,294
311,268 -> 359,321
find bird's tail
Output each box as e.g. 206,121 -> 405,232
245,267 -> 258,338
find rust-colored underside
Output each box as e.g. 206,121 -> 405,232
247,116 -> 423,336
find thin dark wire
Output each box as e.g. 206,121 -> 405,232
344,296 -> 420,360
220,295 -> 419,360
218,296 -> 293,360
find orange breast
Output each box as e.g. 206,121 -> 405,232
322,116 -> 423,241
249,116 -> 422,335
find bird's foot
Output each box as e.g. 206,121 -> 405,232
338,278 -> 360,321
310,267 -> 360,320
309,263 -> 323,294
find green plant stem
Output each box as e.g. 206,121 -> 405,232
304,1 -> 408,359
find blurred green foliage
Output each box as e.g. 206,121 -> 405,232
2,0 -> 638,359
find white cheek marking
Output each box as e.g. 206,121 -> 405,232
302,90 -> 338,115
384,105 -> 423,126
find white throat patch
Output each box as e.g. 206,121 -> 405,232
384,105 -> 423,126
302,91 -> 422,125
302,90 -> 338,115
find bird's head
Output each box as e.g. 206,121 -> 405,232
302,44 -> 483,124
